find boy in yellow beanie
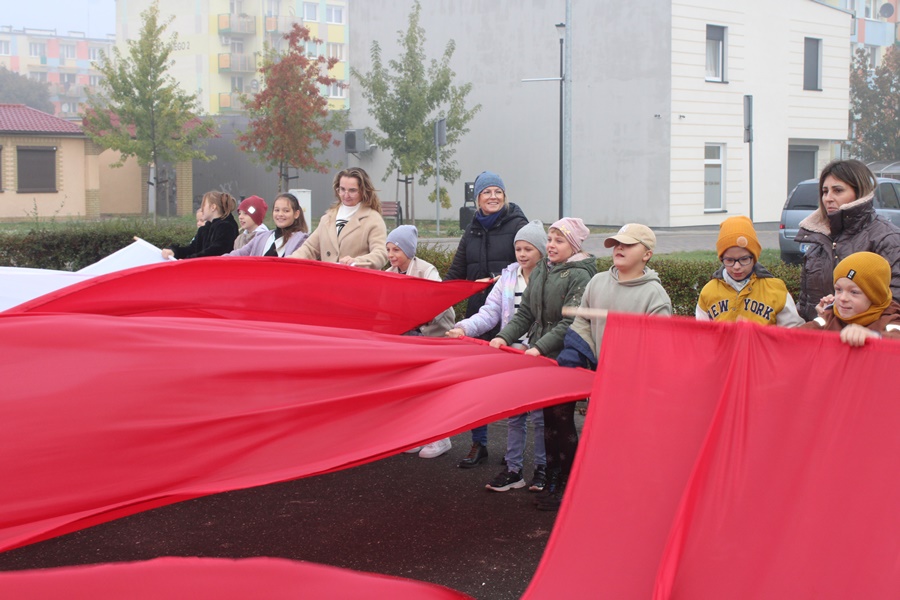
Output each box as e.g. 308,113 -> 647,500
801,251 -> 900,345
696,216 -> 804,326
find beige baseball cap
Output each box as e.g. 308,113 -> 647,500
603,223 -> 656,251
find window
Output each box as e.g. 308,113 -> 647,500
231,76 -> 244,92
303,2 -> 318,20
230,39 -> 244,54
305,40 -> 319,56
17,146 -> 57,193
327,42 -> 344,61
704,144 -> 725,211
864,0 -> 877,18
326,5 -> 343,24
61,73 -> 76,86
876,182 -> 900,209
804,38 -> 822,91
89,75 -> 102,86
0,40 -> 10,56
329,82 -> 345,98
706,25 -> 726,82
29,71 -> 48,83
89,46 -> 102,61
61,44 -> 76,59
266,0 -> 280,16
230,0 -> 243,13
29,42 -> 46,57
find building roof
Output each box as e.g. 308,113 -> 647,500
0,104 -> 84,136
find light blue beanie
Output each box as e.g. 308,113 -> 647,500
514,219 -> 547,256
386,224 -> 418,259
474,171 -> 505,198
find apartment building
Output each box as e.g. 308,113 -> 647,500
347,0 -> 852,226
0,27 -> 114,120
116,0 -> 350,115
830,0 -> 898,65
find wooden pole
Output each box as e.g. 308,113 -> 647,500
561,306 -> 609,320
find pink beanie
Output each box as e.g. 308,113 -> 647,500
238,195 -> 268,226
549,217 -> 590,252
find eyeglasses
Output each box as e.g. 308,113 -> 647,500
722,255 -> 753,267
479,189 -> 504,198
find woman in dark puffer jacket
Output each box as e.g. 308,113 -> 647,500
446,171 -> 528,331
445,170 -> 528,468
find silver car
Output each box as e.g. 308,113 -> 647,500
778,177 -> 900,264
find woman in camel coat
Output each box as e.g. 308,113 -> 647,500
290,167 -> 388,269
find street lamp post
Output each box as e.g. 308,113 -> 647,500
522,21 -> 568,221
556,23 -> 565,220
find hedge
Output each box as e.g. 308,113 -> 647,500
0,225 -> 801,318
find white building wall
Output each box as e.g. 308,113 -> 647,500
349,0 -> 673,227
670,0 -> 850,225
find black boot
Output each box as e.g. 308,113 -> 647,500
534,467 -> 560,505
457,442 -> 488,468
536,476 -> 567,511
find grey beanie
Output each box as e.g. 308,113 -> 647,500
386,224 -> 418,259
474,171 -> 505,198
514,219 -> 547,256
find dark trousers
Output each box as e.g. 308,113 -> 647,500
542,401 -> 578,481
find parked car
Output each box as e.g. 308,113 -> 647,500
779,177 -> 900,264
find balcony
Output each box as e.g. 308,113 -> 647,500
218,53 -> 256,73
265,15 -> 297,34
49,83 -> 84,97
218,14 -> 256,36
218,92 -> 245,112
851,18 -> 896,46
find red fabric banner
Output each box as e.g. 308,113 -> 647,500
0,557 -> 472,599
6,258 -> 486,335
0,313 -> 594,553
525,312 -> 900,599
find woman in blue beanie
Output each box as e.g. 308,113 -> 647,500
445,170 -> 528,468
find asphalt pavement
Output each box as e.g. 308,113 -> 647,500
0,418 -> 577,600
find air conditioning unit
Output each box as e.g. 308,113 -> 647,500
220,36 -> 231,46
344,129 -> 369,153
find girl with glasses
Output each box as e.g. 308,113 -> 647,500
696,216 -> 803,326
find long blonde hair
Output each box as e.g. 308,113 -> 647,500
331,167 -> 382,214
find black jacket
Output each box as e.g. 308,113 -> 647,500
445,203 -> 528,330
170,215 -> 239,259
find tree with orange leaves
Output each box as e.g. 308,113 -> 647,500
237,24 -> 348,192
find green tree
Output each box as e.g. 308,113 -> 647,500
849,46 -> 900,160
83,1 -> 216,221
352,0 -> 480,220
0,67 -> 53,114
237,24 -> 347,192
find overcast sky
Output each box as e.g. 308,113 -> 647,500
3,0 -> 116,38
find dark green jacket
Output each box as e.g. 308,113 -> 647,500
497,254 -> 597,358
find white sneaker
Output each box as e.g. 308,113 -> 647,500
418,438 -> 451,459
404,446 -> 424,454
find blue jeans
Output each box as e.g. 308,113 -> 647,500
504,410 -> 545,473
471,425 -> 488,446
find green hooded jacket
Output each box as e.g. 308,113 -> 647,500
497,254 -> 597,358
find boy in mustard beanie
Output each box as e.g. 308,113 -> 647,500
801,251 -> 900,346
696,216 -> 803,326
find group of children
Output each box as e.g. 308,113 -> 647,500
390,211 -> 900,512
162,190 -> 309,260
161,189 -> 900,512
